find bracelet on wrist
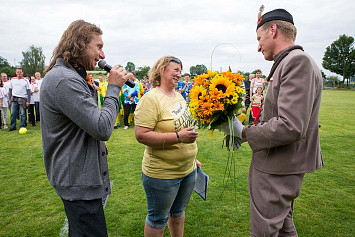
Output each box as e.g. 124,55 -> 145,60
175,132 -> 181,143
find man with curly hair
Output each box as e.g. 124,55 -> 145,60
41,20 -> 133,236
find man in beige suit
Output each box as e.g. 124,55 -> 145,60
228,6 -> 323,236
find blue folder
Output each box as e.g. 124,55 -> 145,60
193,167 -> 209,201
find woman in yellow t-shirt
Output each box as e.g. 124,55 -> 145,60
134,56 -> 201,237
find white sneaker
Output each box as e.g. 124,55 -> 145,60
4,125 -> 8,129
124,126 -> 129,129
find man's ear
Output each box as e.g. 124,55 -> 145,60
270,24 -> 277,39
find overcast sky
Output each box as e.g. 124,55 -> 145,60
0,0 -> 354,77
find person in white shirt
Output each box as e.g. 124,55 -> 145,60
2,73 -> 11,104
34,72 -> 42,122
8,68 -> 31,131
250,69 -> 265,95
28,76 -> 37,126
0,73 -> 9,129
0,79 -> 5,130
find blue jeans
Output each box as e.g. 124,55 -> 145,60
10,101 -> 26,129
142,169 -> 197,229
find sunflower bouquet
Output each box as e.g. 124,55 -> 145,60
189,70 -> 245,192
189,70 -> 245,134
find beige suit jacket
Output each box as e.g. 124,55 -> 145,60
246,46 -> 323,174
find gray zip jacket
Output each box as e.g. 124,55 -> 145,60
40,59 -> 121,201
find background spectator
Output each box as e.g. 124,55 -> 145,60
8,68 -> 31,131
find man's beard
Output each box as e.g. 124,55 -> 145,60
80,57 -> 95,71
79,50 -> 95,71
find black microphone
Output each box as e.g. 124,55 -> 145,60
98,60 -> 135,88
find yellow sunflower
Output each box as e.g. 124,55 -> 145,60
203,80 -> 210,88
189,85 -> 205,102
235,87 -> 245,94
231,96 -> 238,104
220,70 -> 233,79
200,95 -> 210,105
224,98 -> 231,104
209,75 -> 235,98
201,100 -> 213,113
206,70 -> 216,78
209,87 -> 222,100
189,100 -> 199,108
193,75 -> 205,86
213,100 -> 225,111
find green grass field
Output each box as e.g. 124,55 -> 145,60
0,89 -> 354,236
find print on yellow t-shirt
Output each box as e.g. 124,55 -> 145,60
134,88 -> 197,179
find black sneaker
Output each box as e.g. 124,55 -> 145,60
8,127 -> 16,132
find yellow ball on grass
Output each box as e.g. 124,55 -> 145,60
19,127 -> 28,135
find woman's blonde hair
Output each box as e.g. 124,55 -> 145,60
45,20 -> 102,73
148,56 -> 183,88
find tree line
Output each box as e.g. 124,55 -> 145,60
1,34 -> 354,86
0,45 -> 46,77
322,34 -> 355,88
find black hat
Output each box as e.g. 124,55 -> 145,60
257,9 -> 294,30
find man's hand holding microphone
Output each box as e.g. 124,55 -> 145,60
98,60 -> 135,88
108,66 -> 134,88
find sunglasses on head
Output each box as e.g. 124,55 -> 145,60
169,57 -> 182,65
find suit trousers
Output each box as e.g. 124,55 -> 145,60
61,198 -> 108,237
248,165 -> 304,237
